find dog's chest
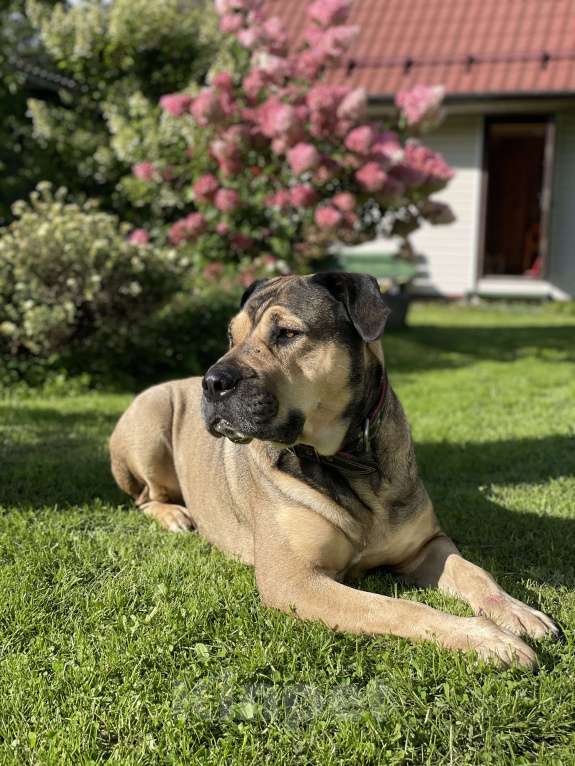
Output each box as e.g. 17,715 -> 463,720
345,487 -> 440,573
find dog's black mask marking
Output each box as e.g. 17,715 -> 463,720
202,273 -> 388,447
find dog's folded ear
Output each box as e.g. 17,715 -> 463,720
311,272 -> 391,342
240,279 -> 268,308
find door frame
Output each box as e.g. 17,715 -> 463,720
475,113 -> 556,281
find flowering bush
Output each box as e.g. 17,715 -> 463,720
0,183 -> 183,358
134,0 -> 454,287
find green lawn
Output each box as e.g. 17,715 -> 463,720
1,303 -> 574,765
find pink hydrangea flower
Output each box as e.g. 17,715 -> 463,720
219,158 -> 242,177
306,84 -> 343,114
132,162 -> 155,182
395,85 -> 446,129
168,212 -> 206,245
190,88 -> 225,126
355,161 -> 387,192
128,228 -> 149,246
210,127 -> 247,163
304,26 -> 324,47
193,174 -> 219,203
370,131 -> 403,165
266,189 -> 291,209
314,157 -> 339,184
287,142 -> 321,174
308,0 -> 352,28
255,53 -> 291,83
215,188 -> 241,212
243,68 -> 267,100
394,141 -> 453,190
168,220 -> 187,246
262,17 -> 288,55
337,87 -> 367,121
315,25 -> 359,60
213,72 -> 234,91
344,125 -> 374,155
184,212 -> 207,236
216,221 -> 231,235
293,50 -> 323,79
159,93 -> 193,117
290,184 -> 317,207
258,97 -> 297,137
237,27 -> 260,48
314,205 -> 342,229
332,192 -> 355,211
271,136 -> 289,154
219,13 -> 244,33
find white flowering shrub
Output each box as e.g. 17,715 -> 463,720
0,183 -> 183,358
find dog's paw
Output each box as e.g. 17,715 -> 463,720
161,505 -> 195,532
446,616 -> 538,668
477,593 -> 560,641
143,502 -> 195,533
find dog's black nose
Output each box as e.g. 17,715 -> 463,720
202,365 -> 241,401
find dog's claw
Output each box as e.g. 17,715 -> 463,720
478,594 -> 559,641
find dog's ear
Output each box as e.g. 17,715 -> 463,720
311,272 -> 391,342
240,279 -> 268,308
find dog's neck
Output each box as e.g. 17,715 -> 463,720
290,351 -> 388,473
339,359 -> 387,456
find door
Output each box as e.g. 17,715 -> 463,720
482,117 -> 554,278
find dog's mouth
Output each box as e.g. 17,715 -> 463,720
211,419 -> 253,444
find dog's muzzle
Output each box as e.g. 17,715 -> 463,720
201,362 -> 279,444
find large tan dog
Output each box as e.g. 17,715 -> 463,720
110,272 -> 559,666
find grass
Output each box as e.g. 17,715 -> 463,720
1,302 -> 575,765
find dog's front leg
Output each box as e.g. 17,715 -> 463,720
254,511 -> 538,667
395,534 -> 560,641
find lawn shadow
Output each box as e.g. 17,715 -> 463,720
385,324 -> 575,374
361,434 -> 575,600
0,406 -> 125,509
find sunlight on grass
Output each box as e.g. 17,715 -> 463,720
0,303 -> 574,764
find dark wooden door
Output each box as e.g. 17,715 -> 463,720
483,120 -> 548,276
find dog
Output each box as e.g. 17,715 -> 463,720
110,272 -> 559,667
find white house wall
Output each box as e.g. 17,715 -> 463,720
409,115 -> 483,296
549,112 -> 575,298
357,115 -> 484,296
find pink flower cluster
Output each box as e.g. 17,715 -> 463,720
132,162 -> 155,182
168,212 -> 207,246
395,85 -> 446,130
128,228 -> 149,246
151,0 -> 454,262
392,141 -> 453,191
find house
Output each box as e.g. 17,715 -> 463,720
280,0 -> 575,299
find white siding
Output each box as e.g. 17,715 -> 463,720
409,115 -> 484,296
355,115 -> 484,296
549,113 -> 575,298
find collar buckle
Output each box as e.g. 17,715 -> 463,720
361,417 -> 371,453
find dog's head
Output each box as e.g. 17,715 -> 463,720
201,272 -> 390,455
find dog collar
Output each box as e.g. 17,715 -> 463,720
290,371 -> 388,475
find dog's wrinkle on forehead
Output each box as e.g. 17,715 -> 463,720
230,311 -> 252,343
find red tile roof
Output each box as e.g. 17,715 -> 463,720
273,0 -> 575,98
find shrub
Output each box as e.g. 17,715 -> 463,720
0,183 -> 184,360
132,0 -> 455,288
109,288 -> 241,387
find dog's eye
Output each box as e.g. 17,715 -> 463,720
276,327 -> 302,344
